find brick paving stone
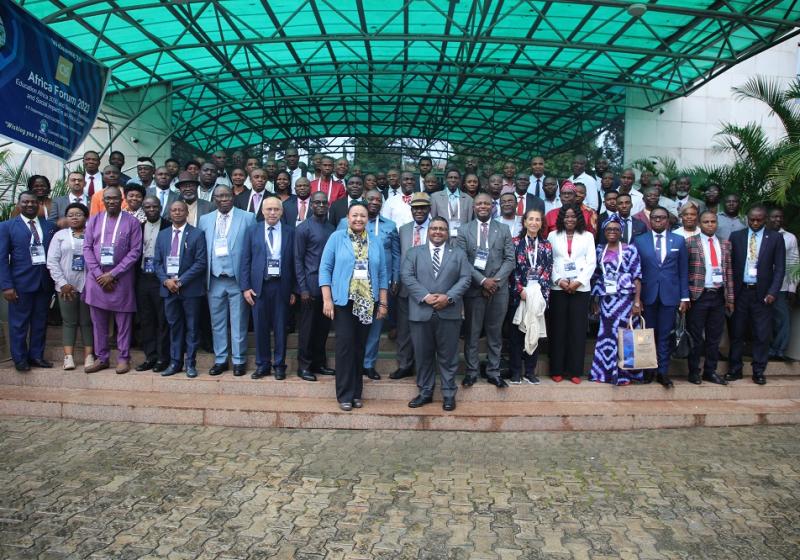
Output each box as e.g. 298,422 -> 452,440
0,418 -> 798,559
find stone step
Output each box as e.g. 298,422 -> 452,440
3,367 -> 799,403
0,384 -> 797,431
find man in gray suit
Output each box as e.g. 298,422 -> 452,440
147,166 -> 179,218
391,192 -> 432,380
402,216 -> 472,411
430,168 -> 473,237
456,192 -> 515,388
51,172 -> 90,229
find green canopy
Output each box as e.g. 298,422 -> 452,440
20,0 -> 800,157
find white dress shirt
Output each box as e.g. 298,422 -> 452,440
700,233 -> 722,288
382,194 -> 414,229
568,172 -> 600,212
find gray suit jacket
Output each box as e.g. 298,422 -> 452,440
430,189 -> 474,225
147,186 -> 180,217
455,219 -> 515,296
401,243 -> 472,321
51,194 -> 90,221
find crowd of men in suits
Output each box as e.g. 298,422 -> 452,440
1,149 -> 797,409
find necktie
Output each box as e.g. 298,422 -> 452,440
28,220 -> 40,244
268,226 -> 275,258
708,237 -> 719,267
480,222 -> 489,248
159,189 -> 167,208
88,176 -> 95,198
413,225 -> 422,247
492,201 -> 499,218
516,196 -> 524,216
621,218 -> 629,243
220,213 -> 229,237
170,229 -> 180,256
536,178 -> 541,197
748,231 -> 757,262
403,194 -> 411,204
432,247 -> 441,277
655,233 -> 663,263
299,199 -> 307,221
250,192 -> 261,213
449,195 -> 458,217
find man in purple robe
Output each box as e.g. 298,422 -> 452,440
83,187 -> 142,374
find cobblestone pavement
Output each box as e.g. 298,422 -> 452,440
0,419 -> 798,559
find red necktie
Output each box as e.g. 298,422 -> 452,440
88,175 -> 95,198
28,220 -> 41,244
299,199 -> 307,221
403,194 -> 411,204
709,237 -> 719,267
516,196 -> 524,216
413,225 -> 422,246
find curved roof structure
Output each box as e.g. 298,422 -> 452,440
19,0 -> 800,157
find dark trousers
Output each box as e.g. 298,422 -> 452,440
644,300 -> 678,375
509,318 -> 540,380
8,290 -> 50,363
548,290 -> 590,377
297,295 -> 331,371
253,279 -> 287,368
395,295 -> 414,370
164,295 -> 201,367
333,302 -> 369,403
136,273 -> 170,363
687,290 -> 725,375
410,314 -> 461,399
730,286 -> 773,377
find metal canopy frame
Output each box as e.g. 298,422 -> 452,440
17,0 -> 800,158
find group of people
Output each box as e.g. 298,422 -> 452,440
1,149 -> 796,412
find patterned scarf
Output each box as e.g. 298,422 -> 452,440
348,228 -> 374,325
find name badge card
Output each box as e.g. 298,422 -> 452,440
143,256 -> 155,274
354,259 -> 369,280
30,244 -> 46,265
166,256 -> 180,276
474,248 -> 489,271
450,219 -> 461,237
747,261 -> 758,279
604,271 -> 618,295
267,258 -> 281,277
563,260 -> 578,279
214,237 -> 229,257
711,267 -> 723,284
71,253 -> 85,272
100,246 -> 115,266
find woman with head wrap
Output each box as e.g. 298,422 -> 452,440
589,215 -> 643,385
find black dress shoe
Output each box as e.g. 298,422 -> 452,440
135,360 -> 156,372
233,365 -> 247,377
702,373 -> 728,385
389,367 -> 413,380
443,397 -> 456,411
316,366 -> 335,376
364,367 -> 381,380
462,375 -> 477,387
14,361 -> 30,372
152,361 -> 170,373
209,362 -> 229,376
642,371 -> 654,384
687,373 -> 702,385
657,374 -> 674,388
29,358 -> 53,368
753,375 -> 767,385
160,364 -> 181,377
273,368 -> 286,380
251,366 -> 270,379
486,376 -> 509,388
298,370 -> 317,382
408,395 -> 433,408
724,372 -> 743,382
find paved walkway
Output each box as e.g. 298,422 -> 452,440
0,418 -> 798,559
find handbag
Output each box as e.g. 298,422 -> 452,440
617,315 -> 659,370
671,312 -> 694,359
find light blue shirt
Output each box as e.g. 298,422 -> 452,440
319,229 -> 388,306
743,227 -> 764,284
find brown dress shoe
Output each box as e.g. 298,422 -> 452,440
84,361 -> 110,374
115,361 -> 130,374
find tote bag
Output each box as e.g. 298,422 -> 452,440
617,316 -> 659,370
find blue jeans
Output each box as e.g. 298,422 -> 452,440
770,291 -> 791,356
363,316 -> 384,369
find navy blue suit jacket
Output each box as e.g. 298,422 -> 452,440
729,227 -> 785,300
153,224 -> 208,298
240,222 -> 296,298
281,195 -> 300,226
634,230 -> 689,306
0,216 -> 54,293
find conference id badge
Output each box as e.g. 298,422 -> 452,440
143,256 -> 155,274
166,256 -> 180,276
30,244 -> 45,265
353,259 -> 369,280
450,219 -> 461,237
71,253 -> 85,272
214,237 -> 229,257
100,246 -> 115,266
267,258 -> 281,277
563,260 -> 578,279
474,248 -> 489,271
604,272 -> 618,295
748,262 -> 758,278
711,267 -> 723,284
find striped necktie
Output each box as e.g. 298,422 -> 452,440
432,246 -> 441,277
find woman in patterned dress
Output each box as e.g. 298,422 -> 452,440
589,215 -> 643,385
508,208 -> 553,384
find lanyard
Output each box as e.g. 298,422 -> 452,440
264,223 -> 280,255
526,236 -> 538,270
600,244 -> 624,277
372,218 -> 380,236
100,213 -> 122,246
70,230 -> 84,252
319,177 -> 333,199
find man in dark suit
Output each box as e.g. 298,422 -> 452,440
512,173 -> 545,218
726,204 -> 785,385
51,172 -> 90,229
294,191 -> 336,381
282,176 -> 312,227
600,193 -> 647,244
402,216 -> 472,411
154,201 -> 208,378
234,167 -> 268,220
456,192 -> 515,388
135,195 -> 172,372
0,192 -> 54,371
241,197 -> 296,380
147,166 -> 179,219
328,176 -> 365,226
686,211 -> 734,385
415,156 -> 433,192
633,206 -> 689,387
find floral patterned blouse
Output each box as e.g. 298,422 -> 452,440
510,234 -> 553,307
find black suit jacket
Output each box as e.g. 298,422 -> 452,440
598,215 -> 647,244
729,227 -> 785,300
328,197 -> 364,226
281,195 -> 299,226
522,193 -> 544,214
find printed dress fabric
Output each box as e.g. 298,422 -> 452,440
589,243 -> 643,385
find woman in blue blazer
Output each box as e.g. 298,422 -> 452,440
320,202 -> 389,411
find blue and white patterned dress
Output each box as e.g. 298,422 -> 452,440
589,243 -> 642,384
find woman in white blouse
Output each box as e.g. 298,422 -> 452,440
546,203 -> 597,384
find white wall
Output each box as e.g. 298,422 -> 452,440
624,34 -> 799,168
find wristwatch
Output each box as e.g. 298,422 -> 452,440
447,297 -> 454,305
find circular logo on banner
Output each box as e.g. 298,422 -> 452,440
39,119 -> 48,135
